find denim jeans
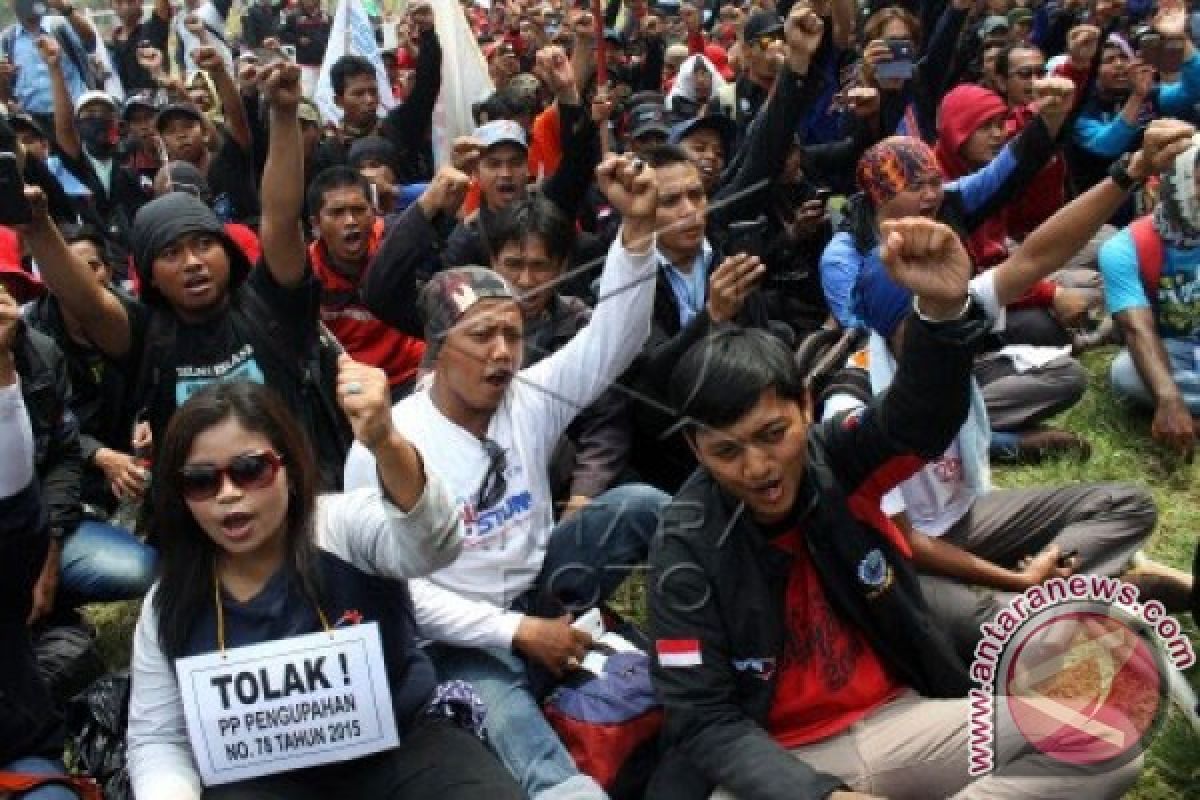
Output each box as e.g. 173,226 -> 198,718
1111,342 -> 1200,415
428,483 -> 668,800
57,518 -> 157,608
1,757 -> 78,800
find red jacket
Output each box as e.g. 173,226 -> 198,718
310,218 -> 426,387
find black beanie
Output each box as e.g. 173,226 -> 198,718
130,193 -> 252,308
347,135 -> 402,178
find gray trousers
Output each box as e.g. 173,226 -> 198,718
975,355 -> 1088,432
710,690 -> 1141,800
919,483 -> 1155,660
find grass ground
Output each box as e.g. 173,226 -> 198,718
83,348 -> 1199,797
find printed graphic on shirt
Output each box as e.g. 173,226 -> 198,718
782,565 -> 864,691
459,491 -> 535,549
175,344 -> 266,404
1155,271 -> 1200,337
931,454 -> 964,484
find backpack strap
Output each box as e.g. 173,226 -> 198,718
1129,215 -> 1165,306
130,309 -> 177,437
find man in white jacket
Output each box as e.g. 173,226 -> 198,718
344,153 -> 669,800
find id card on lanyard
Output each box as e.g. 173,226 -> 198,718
175,624 -> 400,786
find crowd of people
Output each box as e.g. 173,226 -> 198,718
1,0 -> 1199,797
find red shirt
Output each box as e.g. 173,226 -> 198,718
310,218 -> 425,387
766,527 -> 904,747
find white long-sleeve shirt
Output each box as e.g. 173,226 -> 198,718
0,380 -> 34,497
126,478 -> 463,800
343,232 -> 658,650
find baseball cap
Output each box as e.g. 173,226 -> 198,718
155,103 -> 205,131
669,113 -> 737,155
979,15 -> 1010,39
122,91 -> 159,121
628,103 -> 670,140
74,90 -> 118,117
743,10 -> 784,42
0,230 -> 45,305
474,119 -> 528,151
9,112 -> 48,140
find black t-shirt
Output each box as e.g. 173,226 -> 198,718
123,262 -> 319,446
206,129 -> 261,224
107,13 -> 170,92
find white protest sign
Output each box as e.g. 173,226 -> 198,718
175,624 -> 399,786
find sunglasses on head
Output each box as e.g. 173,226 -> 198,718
179,451 -> 284,502
475,438 -> 508,510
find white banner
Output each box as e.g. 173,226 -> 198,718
313,0 -> 396,124
175,624 -> 399,786
84,9 -> 124,103
429,0 -> 493,165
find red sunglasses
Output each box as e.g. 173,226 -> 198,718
179,451 -> 284,502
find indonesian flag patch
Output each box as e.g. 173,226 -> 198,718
656,639 -> 703,668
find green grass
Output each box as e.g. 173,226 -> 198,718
82,349 -> 1200,796
983,348 -> 1200,798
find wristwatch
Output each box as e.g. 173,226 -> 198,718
1108,154 -> 1141,191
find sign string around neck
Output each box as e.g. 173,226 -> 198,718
213,567 -> 332,658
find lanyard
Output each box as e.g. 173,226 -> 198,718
213,568 -> 331,656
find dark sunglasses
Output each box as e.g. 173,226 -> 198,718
475,439 -> 508,510
1013,66 -> 1044,79
179,451 -> 284,502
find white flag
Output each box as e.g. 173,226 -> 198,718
429,0 -> 492,165
314,0 -> 396,124
85,10 -> 125,103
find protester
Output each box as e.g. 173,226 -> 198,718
646,217 -> 1141,800
345,153 -> 669,799
0,290 -> 79,799
126,357 -> 523,799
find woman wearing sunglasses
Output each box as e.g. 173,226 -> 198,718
126,356 -> 523,800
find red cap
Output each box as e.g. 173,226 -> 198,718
0,227 -> 45,304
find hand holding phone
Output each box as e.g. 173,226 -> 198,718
876,38 -> 915,81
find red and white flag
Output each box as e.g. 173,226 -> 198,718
656,639 -> 703,668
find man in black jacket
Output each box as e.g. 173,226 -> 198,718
0,300 -> 75,796
647,217 -> 1143,799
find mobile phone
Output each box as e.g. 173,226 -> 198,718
725,216 -> 767,258
0,152 -> 32,226
1139,32 -> 1163,69
876,38 -> 915,81
368,182 -> 379,209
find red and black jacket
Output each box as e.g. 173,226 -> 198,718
647,306 -> 986,800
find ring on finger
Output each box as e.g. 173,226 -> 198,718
565,655 -> 581,670
345,381 -> 364,395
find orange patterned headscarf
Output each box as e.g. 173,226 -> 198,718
856,136 -> 941,208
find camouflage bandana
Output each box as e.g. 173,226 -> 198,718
420,267 -> 516,362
